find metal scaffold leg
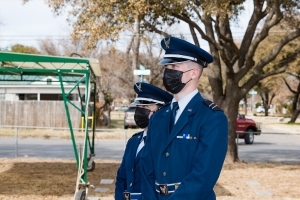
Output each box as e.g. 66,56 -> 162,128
58,72 -> 95,200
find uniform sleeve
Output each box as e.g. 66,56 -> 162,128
115,139 -> 131,200
168,112 -> 228,200
140,117 -> 158,200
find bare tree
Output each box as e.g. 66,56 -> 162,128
256,79 -> 278,116
283,72 -> 300,123
28,0 -> 300,162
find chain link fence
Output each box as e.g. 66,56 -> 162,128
0,125 -> 300,164
0,126 -> 140,161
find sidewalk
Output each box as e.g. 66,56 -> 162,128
246,115 -> 300,134
261,123 -> 300,134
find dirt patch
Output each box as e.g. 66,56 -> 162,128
0,158 -> 119,200
0,158 -> 299,200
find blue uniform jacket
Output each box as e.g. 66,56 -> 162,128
115,131 -> 144,200
141,93 -> 228,200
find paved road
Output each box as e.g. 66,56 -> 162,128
238,133 -> 300,164
0,138 -> 125,161
1,133 -> 300,164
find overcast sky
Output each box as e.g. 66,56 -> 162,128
0,0 -> 71,50
0,0 -> 252,52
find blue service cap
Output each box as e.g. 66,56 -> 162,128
158,36 -> 213,68
131,82 -> 173,106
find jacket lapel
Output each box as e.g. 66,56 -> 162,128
133,132 -> 143,164
163,93 -> 203,150
158,106 -> 172,143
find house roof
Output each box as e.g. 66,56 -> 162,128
0,52 -> 101,82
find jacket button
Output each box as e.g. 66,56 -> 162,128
130,183 -> 132,187
132,168 -> 134,172
166,152 -> 169,157
163,172 -> 166,176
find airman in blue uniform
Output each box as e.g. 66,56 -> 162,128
115,82 -> 172,200
140,37 -> 228,200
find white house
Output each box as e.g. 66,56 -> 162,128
0,76 -> 85,101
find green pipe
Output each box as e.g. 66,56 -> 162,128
58,72 -> 79,167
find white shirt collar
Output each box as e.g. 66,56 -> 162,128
142,130 -> 147,138
171,89 -> 198,123
171,89 -> 198,111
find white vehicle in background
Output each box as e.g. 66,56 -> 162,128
256,106 -> 271,113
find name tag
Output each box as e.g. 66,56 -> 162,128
177,134 -> 192,139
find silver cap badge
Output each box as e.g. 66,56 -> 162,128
135,83 -> 142,92
164,37 -> 170,48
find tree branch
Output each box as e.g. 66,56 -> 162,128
172,13 -> 222,50
70,52 -> 82,57
202,16 -> 225,99
236,29 -> 300,82
242,2 -> 283,73
143,20 -> 169,37
255,30 -> 300,72
286,72 -> 300,80
214,16 -> 239,68
240,46 -> 300,94
189,25 -> 199,46
125,34 -> 135,55
283,77 -> 297,94
238,0 -> 268,68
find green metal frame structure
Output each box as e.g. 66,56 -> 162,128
0,51 -> 101,199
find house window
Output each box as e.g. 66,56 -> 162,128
58,94 -> 75,101
18,94 -> 37,100
26,94 -> 37,100
0,94 -> 5,100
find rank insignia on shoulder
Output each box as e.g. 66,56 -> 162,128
204,100 -> 223,111
131,131 -> 143,138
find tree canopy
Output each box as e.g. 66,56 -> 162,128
10,44 -> 39,54
26,0 -> 300,162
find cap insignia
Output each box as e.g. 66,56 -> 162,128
135,83 -> 142,92
164,37 -> 170,48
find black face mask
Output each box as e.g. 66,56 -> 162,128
163,68 -> 193,94
134,107 -> 152,129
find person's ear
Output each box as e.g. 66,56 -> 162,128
191,67 -> 199,79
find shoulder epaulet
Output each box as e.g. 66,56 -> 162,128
131,131 -> 143,138
203,99 -> 223,112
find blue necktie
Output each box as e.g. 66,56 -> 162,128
170,102 -> 179,132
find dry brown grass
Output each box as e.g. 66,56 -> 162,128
0,128 -> 138,140
0,158 -> 300,200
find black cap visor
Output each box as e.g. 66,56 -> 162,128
131,99 -> 165,106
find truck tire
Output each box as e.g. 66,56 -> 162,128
244,128 -> 254,144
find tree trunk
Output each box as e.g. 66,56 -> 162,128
132,16 -> 141,71
244,96 -> 248,116
102,108 -> 111,127
290,91 -> 300,121
222,98 -> 240,163
284,80 -> 300,123
264,108 -> 269,116
288,109 -> 300,123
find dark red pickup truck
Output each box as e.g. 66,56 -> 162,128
236,114 -> 261,144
